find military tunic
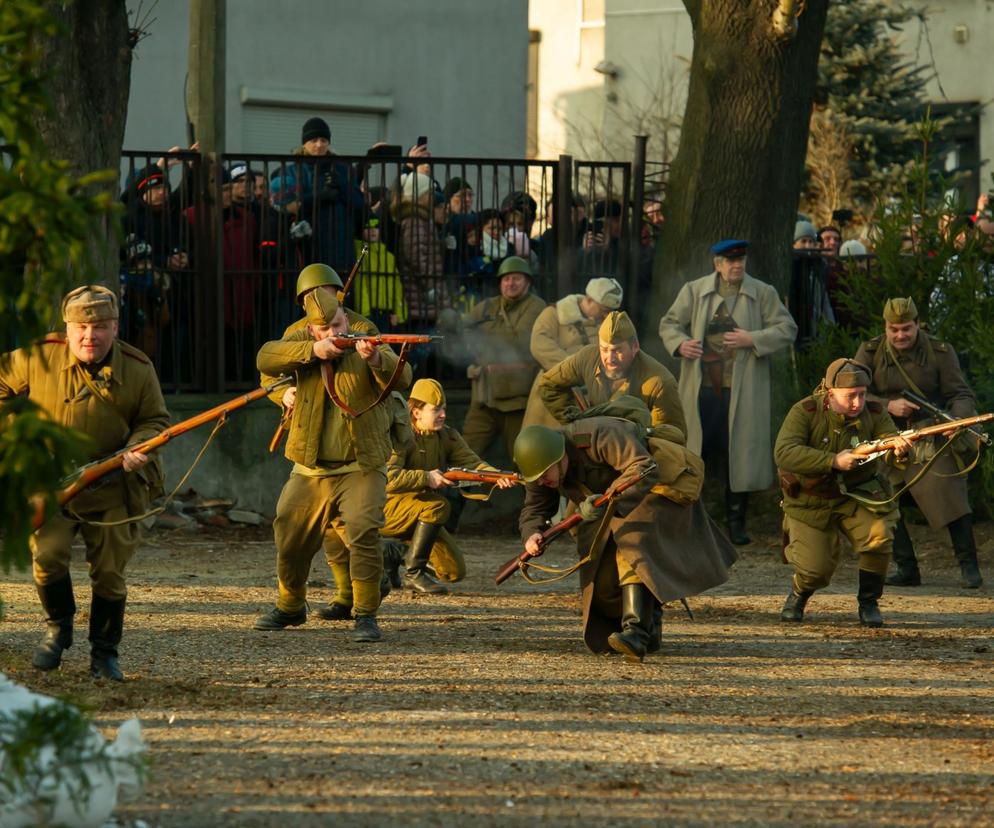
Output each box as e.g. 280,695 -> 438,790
383,425 -> 496,582
0,336 -> 170,599
256,329 -> 411,615
854,333 -> 976,528
522,296 -> 600,428
461,291 -> 546,460
518,416 -> 737,653
774,389 -> 902,592
537,345 -> 687,441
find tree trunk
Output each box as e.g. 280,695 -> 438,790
643,0 -> 829,356
35,0 -> 132,288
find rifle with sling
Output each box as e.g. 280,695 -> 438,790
33,376 -> 293,530
899,389 -> 992,447
851,413 -> 993,464
494,463 -> 656,585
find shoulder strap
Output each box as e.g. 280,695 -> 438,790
321,345 -> 413,419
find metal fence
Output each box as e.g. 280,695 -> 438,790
118,147 -> 660,392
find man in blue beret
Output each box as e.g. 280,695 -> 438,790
659,239 -> 798,545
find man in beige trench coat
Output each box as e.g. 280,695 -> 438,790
659,239 -> 797,544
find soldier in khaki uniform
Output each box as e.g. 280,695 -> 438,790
774,359 -> 910,627
254,287 -> 412,642
460,256 -> 546,462
260,263 -> 390,619
515,417 -> 736,663
522,277 -> 623,428
0,286 -> 170,681
854,298 -> 983,589
379,379 -> 517,596
538,311 -> 687,439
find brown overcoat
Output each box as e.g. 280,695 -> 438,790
518,416 -> 737,653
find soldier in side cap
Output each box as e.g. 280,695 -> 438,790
660,239 -> 798,545
376,379 -> 518,596
537,311 -> 686,438
774,358 -> 911,627
854,298 -> 983,588
0,286 -> 170,681
522,277 -> 624,428
254,286 -> 412,642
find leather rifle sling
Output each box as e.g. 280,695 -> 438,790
320,344 -> 413,419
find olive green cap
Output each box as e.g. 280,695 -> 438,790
883,297 -> 918,324
410,378 -> 446,407
824,358 -> 872,389
497,256 -> 532,279
513,425 -> 566,483
303,286 -> 341,326
598,310 -> 637,345
62,285 -> 119,323
296,263 -> 343,303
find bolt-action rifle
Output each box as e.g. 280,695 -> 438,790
899,389 -> 992,447
441,467 -> 523,489
32,376 -> 293,531
852,412 -> 994,464
494,463 -> 656,585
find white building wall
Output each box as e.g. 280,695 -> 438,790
124,0 -> 528,159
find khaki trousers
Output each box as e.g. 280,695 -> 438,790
784,508 -> 894,593
273,470 -> 386,615
461,402 -> 524,463
382,492 -> 465,581
32,506 -> 139,601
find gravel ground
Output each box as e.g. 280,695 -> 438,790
2,520 -> 993,827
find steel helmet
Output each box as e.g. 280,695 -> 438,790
513,425 -> 566,483
295,263 -> 343,304
496,256 -> 532,280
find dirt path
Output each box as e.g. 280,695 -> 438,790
2,522 -> 993,827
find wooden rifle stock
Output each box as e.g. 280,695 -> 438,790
494,464 -> 655,585
900,390 -> 992,447
31,376 -> 293,531
442,467 -> 523,486
326,333 -> 442,349
852,413 -> 994,463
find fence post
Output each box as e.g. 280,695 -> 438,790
628,135 -> 648,315
193,154 -> 224,393
555,154 -> 575,298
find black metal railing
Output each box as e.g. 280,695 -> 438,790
118,148 -> 658,392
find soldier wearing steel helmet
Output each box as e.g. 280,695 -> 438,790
0,286 -> 170,681
254,287 -> 412,643
513,417 -> 736,664
774,358 -> 911,627
854,297 -> 983,589
459,255 -> 546,464
379,378 -> 517,596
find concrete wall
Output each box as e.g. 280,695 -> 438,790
124,0 -> 528,158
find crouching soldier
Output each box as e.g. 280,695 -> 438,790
381,378 -> 517,594
775,359 -> 910,627
513,415 -> 737,663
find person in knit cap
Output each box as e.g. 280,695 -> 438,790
254,285 -> 412,643
378,378 -> 517,595
854,298 -> 984,589
774,357 -> 912,627
537,310 -> 686,439
0,286 -> 170,681
270,115 -> 363,273
522,277 -> 624,428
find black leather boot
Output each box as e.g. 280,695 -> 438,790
32,574 -> 76,671
444,491 -> 467,534
725,490 -> 751,546
646,603 -> 663,654
780,589 -> 813,622
948,515 -> 983,589
381,540 -> 406,589
885,517 -> 921,586
607,583 -> 654,663
253,605 -> 307,630
403,522 -> 448,594
89,595 -> 126,681
857,570 -> 885,628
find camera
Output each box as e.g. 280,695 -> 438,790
831,208 -> 854,225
